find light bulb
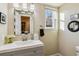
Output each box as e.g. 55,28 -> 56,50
22,3 -> 27,9
30,4 -> 35,12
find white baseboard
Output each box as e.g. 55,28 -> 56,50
50,53 -> 62,56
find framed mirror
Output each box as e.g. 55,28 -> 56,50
14,9 -> 34,35
68,21 -> 79,32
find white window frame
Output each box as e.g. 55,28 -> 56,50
45,7 -> 55,29
60,12 -> 65,31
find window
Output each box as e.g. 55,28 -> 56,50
60,12 -> 65,31
45,8 -> 56,29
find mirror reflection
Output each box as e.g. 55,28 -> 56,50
21,16 -> 30,34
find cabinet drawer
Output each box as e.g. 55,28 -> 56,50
0,52 -> 14,56
12,47 -> 44,56
0,46 -> 44,56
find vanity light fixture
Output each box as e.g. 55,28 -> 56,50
29,3 -> 35,12
13,3 -> 35,14
22,3 -> 28,10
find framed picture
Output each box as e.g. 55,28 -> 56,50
70,13 -> 79,20
0,12 -> 6,24
45,8 -> 54,29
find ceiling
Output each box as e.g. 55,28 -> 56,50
44,3 -> 64,7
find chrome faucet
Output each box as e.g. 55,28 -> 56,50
22,34 -> 27,41
22,37 -> 27,41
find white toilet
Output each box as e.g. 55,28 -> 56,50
75,46 -> 79,56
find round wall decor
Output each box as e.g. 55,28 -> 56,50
68,21 -> 79,32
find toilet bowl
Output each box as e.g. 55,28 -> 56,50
75,46 -> 79,56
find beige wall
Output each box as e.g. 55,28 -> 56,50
59,3 -> 79,56
7,3 -> 59,55
7,4 -> 14,35
0,3 -> 8,45
34,4 -> 59,55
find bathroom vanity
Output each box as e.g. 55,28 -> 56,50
0,40 -> 44,56
0,5 -> 44,56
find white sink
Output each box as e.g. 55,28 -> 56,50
13,40 -> 37,46
11,39 -> 44,48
